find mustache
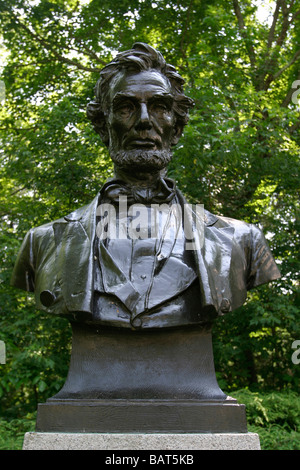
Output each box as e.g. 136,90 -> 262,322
123,132 -> 162,148
109,149 -> 173,170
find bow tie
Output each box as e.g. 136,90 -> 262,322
101,178 -> 176,205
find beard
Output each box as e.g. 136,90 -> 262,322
109,149 -> 173,171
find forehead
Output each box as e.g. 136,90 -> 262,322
108,69 -> 172,102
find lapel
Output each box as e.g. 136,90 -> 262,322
176,189 -> 235,312
98,240 -> 141,312
53,193 -> 99,313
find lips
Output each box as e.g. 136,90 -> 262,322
127,138 -> 157,149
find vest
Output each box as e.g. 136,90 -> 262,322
89,200 -> 217,329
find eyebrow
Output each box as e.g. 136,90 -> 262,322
112,92 -> 174,104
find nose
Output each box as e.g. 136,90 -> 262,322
135,103 -> 152,130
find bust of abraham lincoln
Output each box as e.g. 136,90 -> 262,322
11,43 -> 280,433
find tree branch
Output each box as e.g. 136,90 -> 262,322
77,43 -> 105,64
290,8 -> 300,22
11,12 -> 102,73
232,0 -> 256,67
180,0 -> 194,60
275,0 -> 290,48
273,49 -> 300,80
289,117 -> 300,134
267,0 -> 282,50
260,0 -> 299,90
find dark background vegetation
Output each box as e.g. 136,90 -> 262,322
0,0 -> 299,449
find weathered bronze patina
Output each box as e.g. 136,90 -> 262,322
11,43 -> 280,433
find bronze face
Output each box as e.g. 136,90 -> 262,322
105,69 -> 179,171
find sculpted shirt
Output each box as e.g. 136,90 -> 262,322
93,195 -> 207,329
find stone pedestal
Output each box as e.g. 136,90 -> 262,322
36,397 -> 247,433
34,323 -> 248,434
51,323 -> 227,402
22,432 -> 261,450
30,323 -> 254,450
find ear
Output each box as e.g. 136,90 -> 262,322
98,122 -> 110,147
171,124 -> 184,146
87,101 -> 110,146
95,116 -> 110,147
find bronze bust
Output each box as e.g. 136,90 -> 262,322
11,42 -> 280,329
11,43 -> 280,433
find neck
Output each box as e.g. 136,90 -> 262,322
114,166 -> 167,187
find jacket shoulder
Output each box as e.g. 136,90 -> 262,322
10,216 -> 65,292
215,214 -> 281,287
214,214 -> 252,230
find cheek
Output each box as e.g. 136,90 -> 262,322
159,116 -> 176,139
107,120 -> 129,145
152,111 -> 173,127
158,110 -> 175,126
107,116 -> 134,149
109,116 -> 135,134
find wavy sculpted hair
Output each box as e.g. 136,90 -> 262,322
86,43 -> 195,146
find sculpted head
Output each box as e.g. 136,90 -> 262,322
87,43 -> 194,172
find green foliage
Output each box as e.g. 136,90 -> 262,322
0,0 -> 299,447
232,389 -> 300,450
0,289 -> 71,417
213,284 -> 300,392
0,414 -> 36,450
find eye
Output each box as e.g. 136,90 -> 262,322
151,100 -> 171,114
156,104 -> 168,111
114,100 -> 136,117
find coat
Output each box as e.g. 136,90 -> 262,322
10,187 -> 281,321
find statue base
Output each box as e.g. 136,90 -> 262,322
36,397 -> 247,433
23,432 -> 261,450
35,322 -> 248,434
